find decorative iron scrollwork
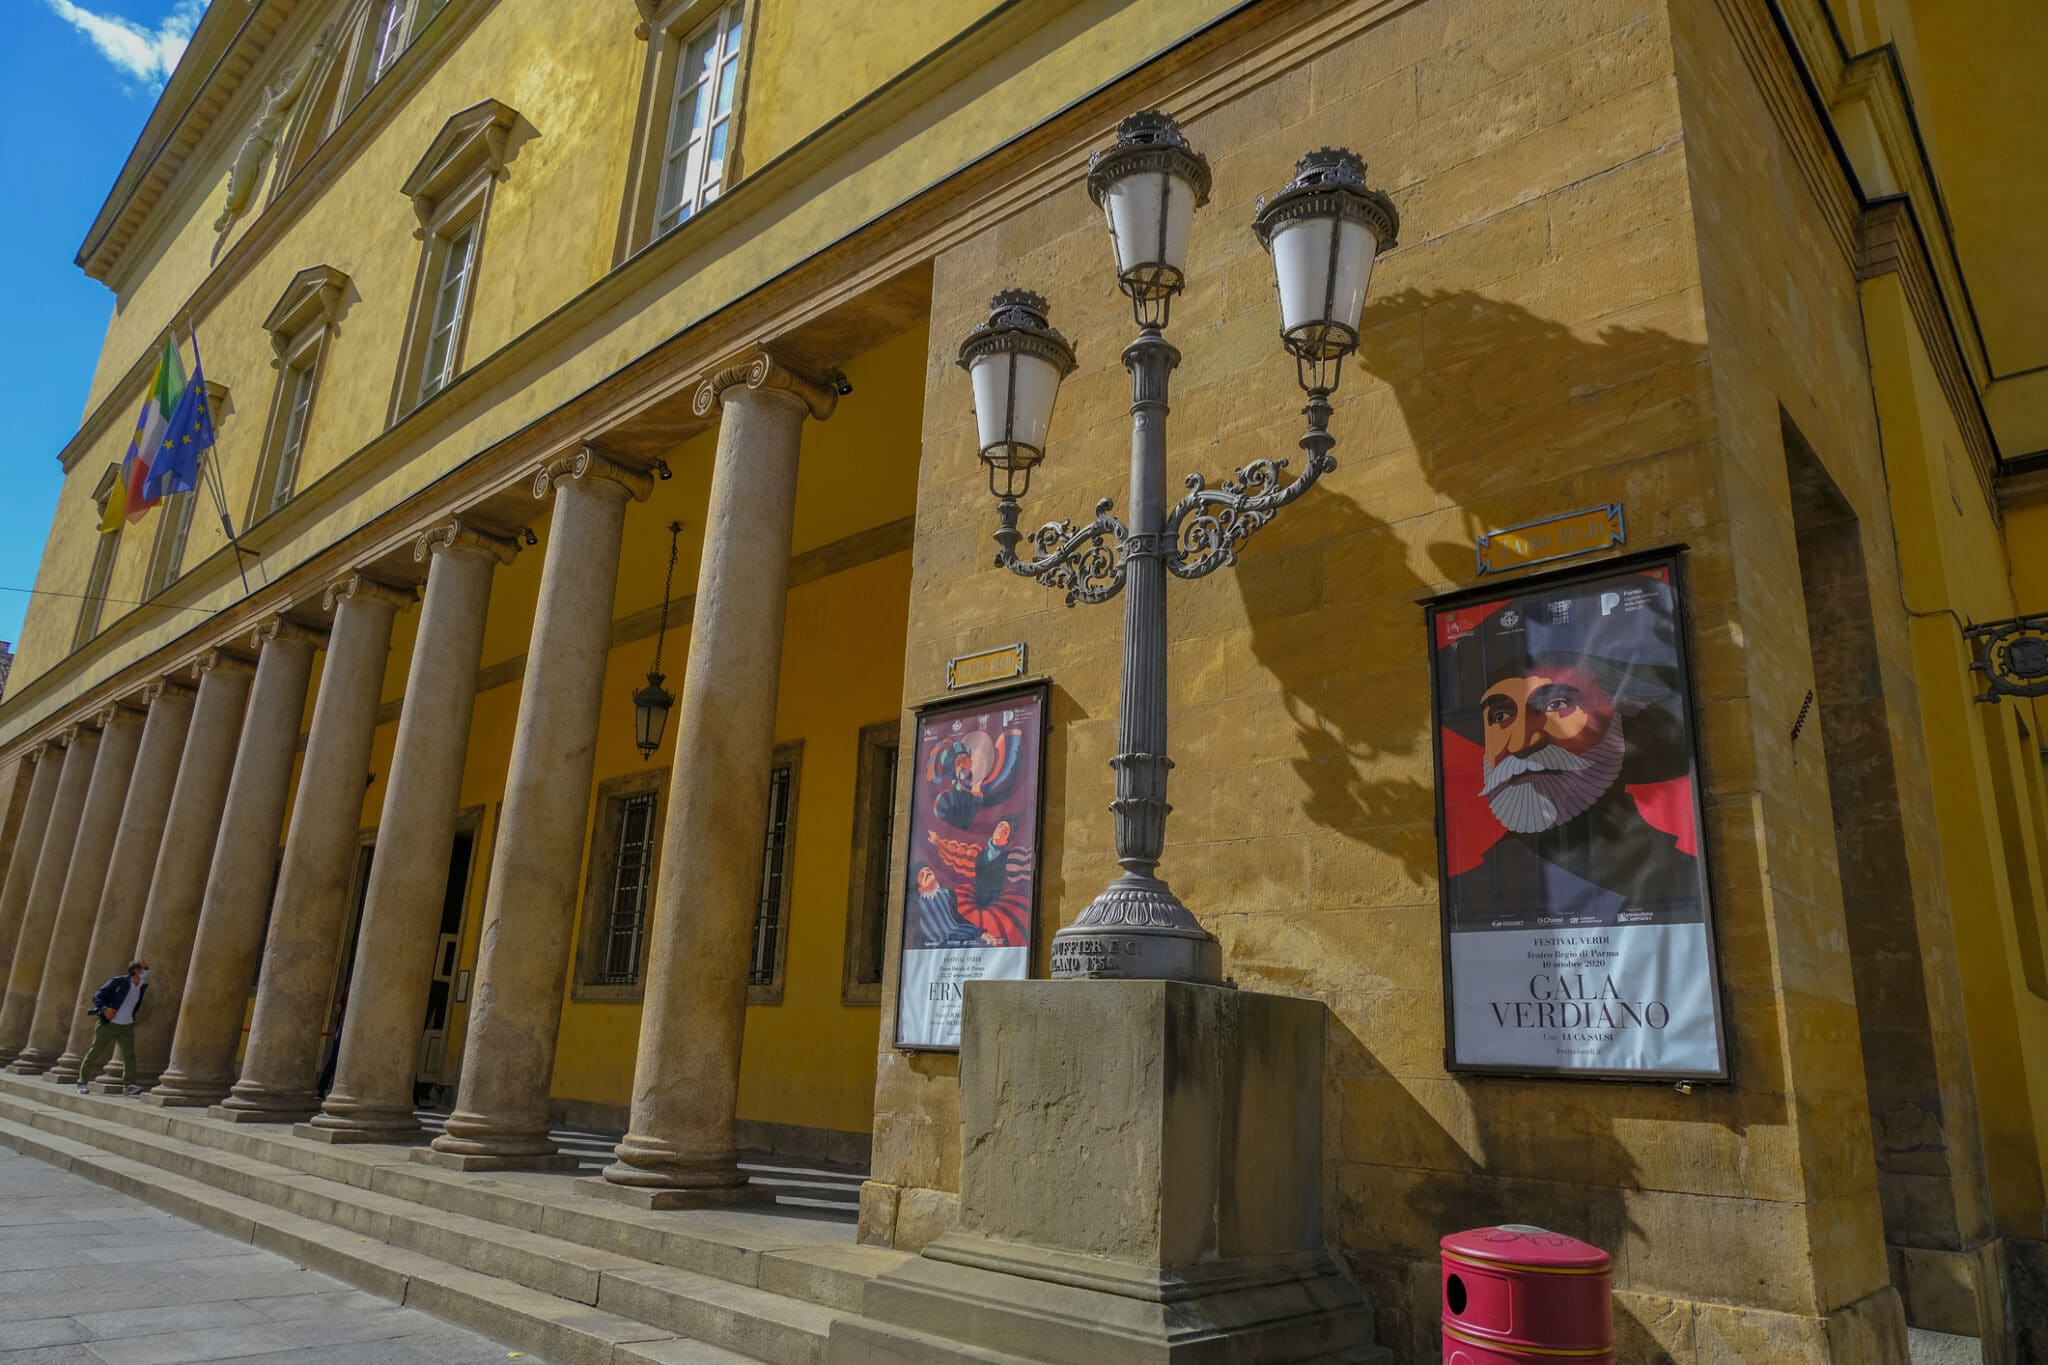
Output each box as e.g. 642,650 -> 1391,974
993,497 -> 1130,606
1968,614 -> 2048,702
1164,390 -> 1337,580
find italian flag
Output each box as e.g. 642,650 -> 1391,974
100,337 -> 186,534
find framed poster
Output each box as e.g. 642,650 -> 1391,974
893,681 -> 1049,1052
1427,552 -> 1728,1081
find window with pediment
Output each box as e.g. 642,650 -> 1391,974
252,266 -> 349,524
391,100 -> 521,420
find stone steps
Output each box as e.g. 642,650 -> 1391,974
0,1073 -> 907,1365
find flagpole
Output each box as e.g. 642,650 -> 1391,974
185,325 -> 254,595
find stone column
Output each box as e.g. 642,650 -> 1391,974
47,680 -> 197,1083
12,703 -> 142,1075
305,520 -> 518,1144
149,617 -> 325,1106
219,575 -> 412,1122
124,653 -> 254,1091
0,727 -> 101,1066
600,351 -> 835,1204
0,746 -> 67,994
422,446 -> 651,1170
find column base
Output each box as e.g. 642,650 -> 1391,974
143,1076 -> 232,1107
294,1113 -> 428,1145
7,1050 -> 57,1075
210,1099 -> 318,1125
412,1145 -> 581,1173
95,1069 -> 155,1095
43,1054 -> 85,1085
578,1173 -> 774,1211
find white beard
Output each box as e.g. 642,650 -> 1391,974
1481,716 -> 1626,834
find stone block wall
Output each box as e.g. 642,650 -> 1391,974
854,0 -> 2010,1358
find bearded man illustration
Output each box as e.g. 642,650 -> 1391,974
1436,574 -> 1704,932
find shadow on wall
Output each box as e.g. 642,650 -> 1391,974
1235,289 -> 1717,1359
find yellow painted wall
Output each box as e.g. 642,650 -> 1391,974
1864,271 -> 2048,1232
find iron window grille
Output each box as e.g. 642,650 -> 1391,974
749,759 -> 795,989
596,791 -> 659,986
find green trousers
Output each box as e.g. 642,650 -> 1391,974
77,1019 -> 136,1087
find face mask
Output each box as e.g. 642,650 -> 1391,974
138,970 -> 150,983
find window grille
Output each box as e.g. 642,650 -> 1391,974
749,762 -> 795,987
863,743 -> 898,985
597,792 -> 658,986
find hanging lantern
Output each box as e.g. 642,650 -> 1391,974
634,520 -> 682,760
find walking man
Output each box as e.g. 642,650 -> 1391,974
75,961 -> 148,1095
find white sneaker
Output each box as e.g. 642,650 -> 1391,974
124,1085 -> 142,1096
74,1083 -> 87,1094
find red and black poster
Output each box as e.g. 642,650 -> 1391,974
1428,555 -> 1728,1079
893,683 -> 1047,1052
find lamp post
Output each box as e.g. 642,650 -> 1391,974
957,111 -> 1398,985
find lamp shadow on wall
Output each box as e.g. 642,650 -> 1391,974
1233,288 -> 1716,1361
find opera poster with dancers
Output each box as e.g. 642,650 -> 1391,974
1428,555 -> 1729,1080
893,683 -> 1048,1052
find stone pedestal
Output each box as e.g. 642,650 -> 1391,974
831,980 -> 1383,1365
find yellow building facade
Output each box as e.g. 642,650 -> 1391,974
0,0 -> 2044,1360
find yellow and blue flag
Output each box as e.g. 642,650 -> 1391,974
144,342 -> 215,502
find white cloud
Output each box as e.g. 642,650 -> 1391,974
41,0 -> 211,91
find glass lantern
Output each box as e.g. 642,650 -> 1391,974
1252,148 -> 1400,392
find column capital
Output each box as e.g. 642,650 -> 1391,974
692,345 -> 840,421
94,700 -> 147,731
532,443 -> 656,504
142,677 -> 199,706
323,572 -> 418,615
194,648 -> 256,679
250,615 -> 330,651
58,724 -> 87,746
415,517 -> 522,566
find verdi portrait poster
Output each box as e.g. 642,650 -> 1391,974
1427,555 -> 1728,1080
893,683 -> 1048,1052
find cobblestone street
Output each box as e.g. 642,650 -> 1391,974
0,1149 -> 541,1364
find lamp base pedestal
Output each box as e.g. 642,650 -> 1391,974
829,979 -> 1384,1364
1048,875 -> 1223,984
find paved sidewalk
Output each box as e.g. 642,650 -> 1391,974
0,1148 -> 544,1364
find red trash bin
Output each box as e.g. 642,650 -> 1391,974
1441,1224 -> 1613,1363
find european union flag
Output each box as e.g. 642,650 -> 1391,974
143,353 -> 215,501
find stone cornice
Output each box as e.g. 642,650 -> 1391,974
261,263 -> 352,353
414,518 -> 522,566
75,0 -> 305,282
693,346 -> 842,421
1858,197 -> 1997,506
323,573 -> 418,614
532,444 -> 657,503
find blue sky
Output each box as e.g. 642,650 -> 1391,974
0,0 -> 208,649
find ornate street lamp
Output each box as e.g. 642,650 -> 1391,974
959,113 -> 1398,984
632,520 -> 683,760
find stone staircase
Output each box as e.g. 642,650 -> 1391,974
0,1070 -> 911,1365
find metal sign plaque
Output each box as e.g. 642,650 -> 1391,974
1476,505 -> 1625,576
947,643 -> 1027,690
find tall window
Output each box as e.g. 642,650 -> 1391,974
366,0 -> 409,85
253,350 -> 321,523
74,521 -> 119,651
598,792 -> 658,985
653,4 -> 743,238
841,722 -> 900,1004
417,219 -> 478,402
575,770 -> 667,1001
748,743 -> 801,1004
395,100 -> 515,420
144,491 -> 198,597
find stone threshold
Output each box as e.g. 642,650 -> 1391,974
0,1071 -> 915,1365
